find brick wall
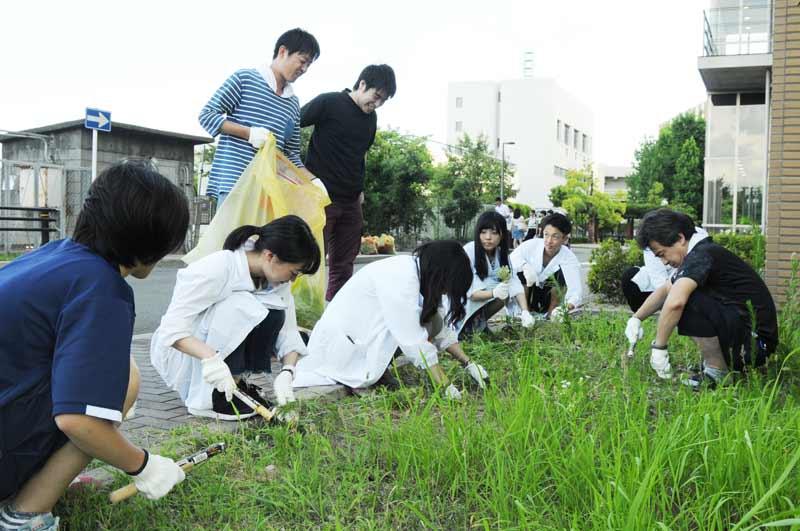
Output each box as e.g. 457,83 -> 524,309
766,0 -> 800,303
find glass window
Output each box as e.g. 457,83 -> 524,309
556,120 -> 561,141
582,133 -> 588,153
738,98 -> 766,159
736,158 -> 764,226
455,97 -> 463,108
564,124 -> 571,145
455,121 -> 462,132
704,158 -> 735,225
574,129 -> 580,149
708,94 -> 737,158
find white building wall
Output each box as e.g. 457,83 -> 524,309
447,78 -> 594,208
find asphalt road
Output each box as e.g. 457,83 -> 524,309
126,246 -> 595,335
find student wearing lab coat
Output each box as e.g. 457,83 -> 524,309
293,240 -> 488,397
457,211 -> 536,338
150,215 -> 320,420
510,212 -> 583,321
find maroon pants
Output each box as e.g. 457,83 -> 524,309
324,199 -> 363,301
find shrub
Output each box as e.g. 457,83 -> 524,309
712,230 -> 766,273
588,239 -> 641,303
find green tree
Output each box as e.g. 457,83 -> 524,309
549,168 -> 625,242
362,130 -> 433,235
627,112 -> 705,218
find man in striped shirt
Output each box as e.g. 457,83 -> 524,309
199,28 -> 320,204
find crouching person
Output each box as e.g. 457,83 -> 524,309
510,212 -> 583,321
0,161 -> 190,529
457,211 -> 535,338
626,209 -> 778,387
151,216 -> 320,420
294,241 -> 487,396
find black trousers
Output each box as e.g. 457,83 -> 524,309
518,269 -> 566,313
225,309 -> 285,375
621,266 -> 651,313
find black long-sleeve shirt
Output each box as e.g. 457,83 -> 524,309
300,90 -> 377,202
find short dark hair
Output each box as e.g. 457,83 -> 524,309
353,64 -> 396,99
72,160 -> 189,269
473,211 -> 510,280
273,28 -> 320,61
495,197 -> 502,203
223,215 -> 321,275
636,208 -> 696,250
541,213 -> 571,235
414,240 -> 472,327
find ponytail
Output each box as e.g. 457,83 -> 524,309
223,225 -> 261,251
222,216 -> 321,275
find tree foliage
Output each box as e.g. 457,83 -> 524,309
549,168 -> 625,242
627,113 -> 705,218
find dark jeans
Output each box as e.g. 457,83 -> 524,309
621,266 -> 651,312
324,199 -> 364,301
225,310 -> 285,375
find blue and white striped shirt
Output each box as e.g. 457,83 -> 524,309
199,68 -> 304,198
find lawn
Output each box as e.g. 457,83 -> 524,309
57,284 -> 800,531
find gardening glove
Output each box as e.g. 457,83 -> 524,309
549,306 -> 567,323
625,316 -> 644,346
650,345 -> 672,379
248,126 -> 269,149
131,452 -> 185,500
492,282 -> 510,301
310,178 -> 328,196
444,384 -> 462,400
201,353 -> 236,402
520,310 -> 535,328
522,263 -> 539,287
273,367 -> 296,406
465,362 -> 489,389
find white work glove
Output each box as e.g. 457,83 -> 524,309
201,353 -> 236,402
549,306 -> 566,323
248,126 -> 269,149
520,310 -> 535,328
650,345 -> 672,379
310,178 -> 328,196
465,362 -> 489,389
522,263 -> 539,287
132,452 -> 185,500
444,384 -> 462,400
273,367 -> 296,406
492,282 -> 510,301
625,316 -> 644,346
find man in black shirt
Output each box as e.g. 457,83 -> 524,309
301,64 -> 396,301
625,209 -> 778,388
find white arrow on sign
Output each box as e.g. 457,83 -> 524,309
87,112 -> 110,128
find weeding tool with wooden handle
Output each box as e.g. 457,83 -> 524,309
232,388 -> 276,422
109,442 -> 226,504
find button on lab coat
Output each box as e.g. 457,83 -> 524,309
293,255 -> 457,389
510,238 -> 583,307
150,248 -> 306,411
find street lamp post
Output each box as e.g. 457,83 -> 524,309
500,141 -> 515,202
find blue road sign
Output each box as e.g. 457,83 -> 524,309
85,108 -> 111,132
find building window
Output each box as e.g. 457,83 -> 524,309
573,129 -> 580,150
564,124 -> 571,145
455,97 -> 463,108
455,121 -> 463,133
553,166 -> 567,178
582,133 -> 588,153
556,120 -> 561,141
497,92 -> 502,103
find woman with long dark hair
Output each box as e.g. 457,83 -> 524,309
457,211 -> 536,339
293,240 -> 483,396
151,215 -> 320,420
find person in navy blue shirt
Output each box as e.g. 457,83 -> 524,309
0,161 -> 190,530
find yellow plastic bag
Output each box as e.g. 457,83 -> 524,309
185,134 -> 330,328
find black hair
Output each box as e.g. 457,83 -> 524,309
223,215 -> 321,276
473,211 -> 509,280
72,160 -> 189,269
541,212 -> 572,235
636,208 -> 696,250
513,208 -> 521,218
495,197 -> 502,203
273,28 -> 320,61
353,64 -> 396,98
414,240 -> 472,327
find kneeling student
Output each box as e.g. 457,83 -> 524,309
457,211 -> 535,338
625,209 -> 778,387
294,241 -> 487,396
510,212 -> 583,321
151,216 -> 319,420
0,161 -> 190,529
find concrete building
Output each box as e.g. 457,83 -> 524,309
594,163 -> 632,196
447,78 -> 594,208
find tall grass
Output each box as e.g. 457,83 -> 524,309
59,271 -> 800,530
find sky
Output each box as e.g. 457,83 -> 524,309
1,0 -> 708,167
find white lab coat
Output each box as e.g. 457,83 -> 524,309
455,241 -> 525,335
633,227 -> 708,291
293,255 -> 458,389
150,248 -> 306,411
510,238 -> 583,307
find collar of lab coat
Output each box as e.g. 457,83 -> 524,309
257,64 -> 295,99
232,247 -> 289,308
686,227 -> 709,254
531,238 -> 570,280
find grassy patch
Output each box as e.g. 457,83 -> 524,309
57,310 -> 800,530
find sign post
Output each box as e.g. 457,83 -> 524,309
84,108 -> 111,181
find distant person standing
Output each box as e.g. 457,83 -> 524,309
300,65 -> 396,301
494,197 -> 513,247
511,208 -> 527,248
199,28 -> 320,205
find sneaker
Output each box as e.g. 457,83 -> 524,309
0,509 -> 59,531
375,369 -> 401,390
188,385 -> 258,421
238,380 -> 272,409
680,367 -> 728,391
